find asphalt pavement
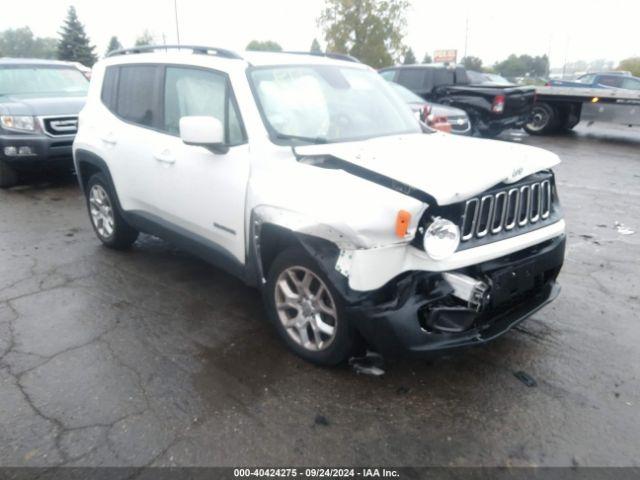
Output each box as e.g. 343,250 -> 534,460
0,124 -> 639,468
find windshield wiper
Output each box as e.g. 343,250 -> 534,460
275,133 -> 328,144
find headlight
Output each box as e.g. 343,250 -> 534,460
423,217 -> 460,260
0,115 -> 36,133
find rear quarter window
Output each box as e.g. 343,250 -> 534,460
101,66 -> 118,111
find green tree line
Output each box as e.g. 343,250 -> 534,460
1,1 -> 637,77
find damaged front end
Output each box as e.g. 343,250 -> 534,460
346,235 -> 565,357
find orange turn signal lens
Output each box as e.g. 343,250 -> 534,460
395,210 -> 411,238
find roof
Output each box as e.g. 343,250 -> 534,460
102,45 -> 368,69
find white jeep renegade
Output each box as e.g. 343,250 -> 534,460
74,46 -> 566,365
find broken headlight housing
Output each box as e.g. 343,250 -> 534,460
423,217 -> 460,260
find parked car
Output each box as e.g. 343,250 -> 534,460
75,46 -> 565,365
380,64 -> 535,137
388,81 -> 471,135
548,72 -> 640,90
0,58 -> 88,188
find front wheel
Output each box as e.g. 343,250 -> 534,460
263,248 -> 357,366
86,173 -> 139,249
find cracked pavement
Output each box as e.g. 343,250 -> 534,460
0,124 -> 639,468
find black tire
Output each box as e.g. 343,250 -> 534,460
0,160 -> 18,189
86,173 -> 139,250
263,247 -> 357,366
525,102 -> 560,135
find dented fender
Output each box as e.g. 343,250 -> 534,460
248,204 -> 423,297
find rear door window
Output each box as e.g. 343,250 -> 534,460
115,65 -> 161,128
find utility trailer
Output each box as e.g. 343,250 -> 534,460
525,86 -> 640,135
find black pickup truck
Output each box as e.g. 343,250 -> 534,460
380,64 -> 535,137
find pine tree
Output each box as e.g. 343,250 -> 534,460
310,38 -> 322,53
403,48 -> 416,64
422,53 -> 432,64
57,6 -> 97,66
135,30 -> 155,47
105,36 -> 122,56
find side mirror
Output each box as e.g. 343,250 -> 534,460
179,116 -> 228,154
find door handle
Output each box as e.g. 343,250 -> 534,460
154,149 -> 175,165
100,132 -> 117,145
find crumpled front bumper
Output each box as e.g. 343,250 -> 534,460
347,235 -> 565,357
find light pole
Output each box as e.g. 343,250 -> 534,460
174,0 -> 181,46
463,18 -> 469,60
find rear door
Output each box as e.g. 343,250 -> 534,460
101,64 -> 164,213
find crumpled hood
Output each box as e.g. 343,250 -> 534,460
295,132 -> 560,205
0,94 -> 85,116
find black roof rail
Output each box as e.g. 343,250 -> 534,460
106,44 -> 243,60
281,51 -> 361,63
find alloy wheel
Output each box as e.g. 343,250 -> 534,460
274,266 -> 338,351
89,184 -> 115,239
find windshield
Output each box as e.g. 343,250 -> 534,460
0,66 -> 89,96
249,65 -> 420,144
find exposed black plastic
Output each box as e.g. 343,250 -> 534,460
347,234 -> 565,357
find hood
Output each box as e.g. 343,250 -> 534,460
294,133 -> 560,206
0,94 -> 86,116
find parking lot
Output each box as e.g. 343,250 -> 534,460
0,125 -> 639,467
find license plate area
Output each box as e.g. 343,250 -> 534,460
490,260 -> 541,307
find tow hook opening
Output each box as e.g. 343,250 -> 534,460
420,272 -> 491,334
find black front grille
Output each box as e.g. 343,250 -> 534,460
43,116 -> 78,136
461,177 -> 552,241
413,172 -> 561,252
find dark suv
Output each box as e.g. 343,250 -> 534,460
0,58 -> 88,188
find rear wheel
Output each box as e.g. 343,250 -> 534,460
0,161 -> 18,189
525,103 -> 559,135
263,247 -> 356,365
86,173 -> 139,249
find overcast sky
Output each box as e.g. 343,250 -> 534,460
2,0 -> 638,68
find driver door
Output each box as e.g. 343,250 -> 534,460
152,66 -> 250,265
